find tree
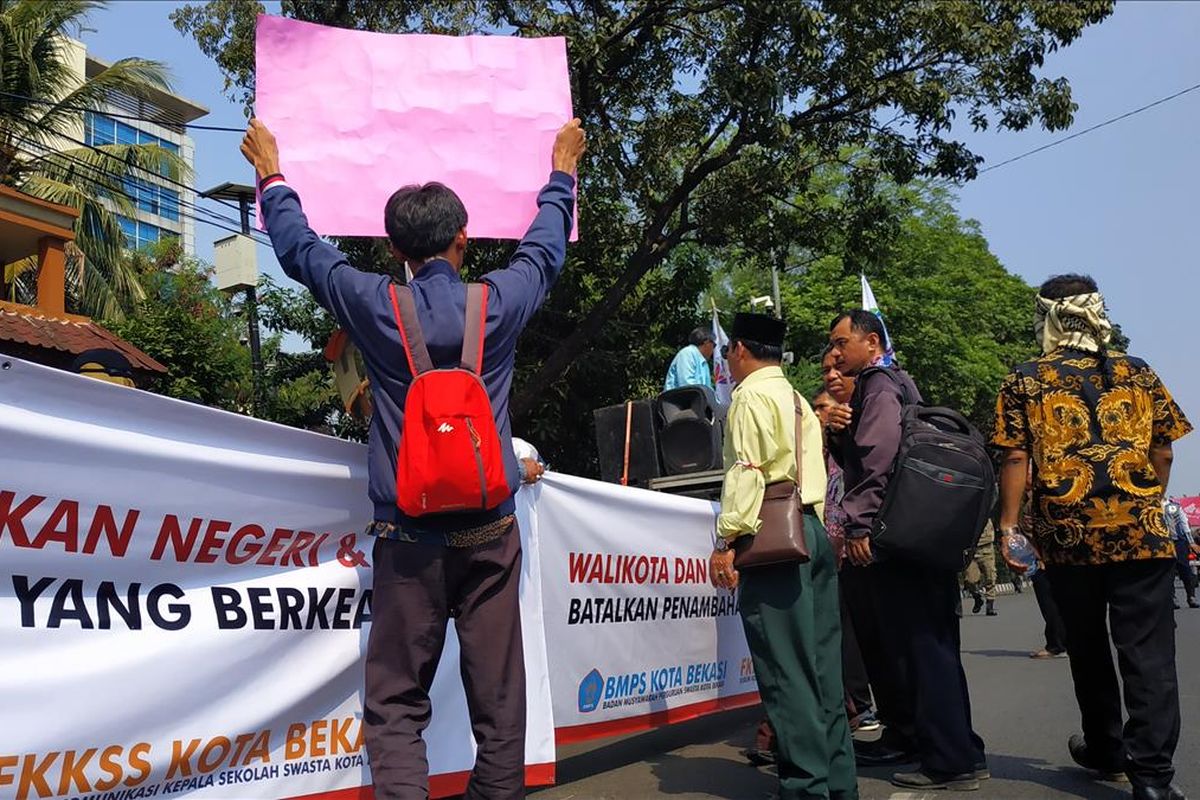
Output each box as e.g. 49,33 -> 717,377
106,241 -> 252,408
108,242 -> 362,435
172,0 -> 1112,471
726,181 -> 1040,435
255,274 -> 366,439
1,0 -> 188,319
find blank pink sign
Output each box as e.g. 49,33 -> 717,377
255,16 -> 575,240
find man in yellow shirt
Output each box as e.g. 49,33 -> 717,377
709,313 -> 856,800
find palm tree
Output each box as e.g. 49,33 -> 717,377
0,0 -> 188,320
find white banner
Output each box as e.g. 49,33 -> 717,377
0,357 -> 756,800
535,475 -> 758,740
0,358 -> 552,800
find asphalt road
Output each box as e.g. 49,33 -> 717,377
530,583 -> 1200,799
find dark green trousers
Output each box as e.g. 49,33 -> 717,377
738,512 -> 858,800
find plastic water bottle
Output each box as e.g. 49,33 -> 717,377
1005,531 -> 1039,577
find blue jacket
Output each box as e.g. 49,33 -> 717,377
261,171 -> 576,534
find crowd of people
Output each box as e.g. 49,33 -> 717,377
661,273 -> 1196,797
242,113 -> 1193,800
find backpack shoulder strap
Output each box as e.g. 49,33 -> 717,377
857,365 -> 913,406
388,283 -> 434,376
460,283 -> 488,374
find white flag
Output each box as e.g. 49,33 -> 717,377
712,305 -> 734,405
860,274 -> 896,366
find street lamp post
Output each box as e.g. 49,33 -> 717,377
201,182 -> 262,412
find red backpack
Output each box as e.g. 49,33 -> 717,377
387,282 -> 511,517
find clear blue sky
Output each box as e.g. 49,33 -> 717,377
82,1 -> 1200,491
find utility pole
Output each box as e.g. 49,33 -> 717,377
201,182 -> 262,412
771,247 -> 784,320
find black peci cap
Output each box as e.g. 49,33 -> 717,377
729,313 -> 785,348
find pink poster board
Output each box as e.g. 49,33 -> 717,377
255,16 -> 575,240
1177,496 -> 1200,528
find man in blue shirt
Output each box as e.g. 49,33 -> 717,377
664,326 -> 715,391
241,117 -> 585,800
1164,499 -> 1198,609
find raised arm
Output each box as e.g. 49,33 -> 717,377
484,120 -> 586,330
241,120 -> 387,330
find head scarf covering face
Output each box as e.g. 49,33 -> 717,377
1033,292 -> 1113,355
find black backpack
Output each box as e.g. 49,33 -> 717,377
858,367 -> 996,572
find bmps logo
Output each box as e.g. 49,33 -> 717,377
578,668 -> 604,714
436,423 -> 455,433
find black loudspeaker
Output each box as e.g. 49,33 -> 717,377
655,386 -> 724,475
594,400 -> 662,486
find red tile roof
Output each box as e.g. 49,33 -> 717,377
0,304 -> 167,374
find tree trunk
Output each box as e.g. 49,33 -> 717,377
511,242 -> 663,418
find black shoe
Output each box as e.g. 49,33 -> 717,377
986,600 -> 997,616
892,770 -> 980,791
972,594 -> 984,614
1068,734 -> 1128,782
974,761 -> 991,780
854,741 -> 917,767
742,748 -> 775,767
1188,598 -> 1199,609
1132,784 -> 1186,800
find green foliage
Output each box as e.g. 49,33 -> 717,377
106,242 -> 359,437
254,275 -> 368,440
172,0 -> 1112,472
1110,322 -> 1131,353
724,181 -> 1040,435
106,241 -> 252,408
1,0 -> 188,319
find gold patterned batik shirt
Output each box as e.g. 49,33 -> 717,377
992,349 -> 1192,566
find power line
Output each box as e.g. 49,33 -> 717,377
12,132 -> 271,244
0,90 -> 246,132
15,117 -> 251,217
13,131 -> 255,233
14,113 -> 253,217
979,81 -> 1200,174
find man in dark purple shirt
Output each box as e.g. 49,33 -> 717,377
828,310 -> 986,792
241,117 -> 585,800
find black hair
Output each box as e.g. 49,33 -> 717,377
811,388 -> 833,405
689,326 -> 715,347
1039,273 -> 1098,299
383,182 -> 468,260
734,338 -> 783,363
830,309 -> 887,344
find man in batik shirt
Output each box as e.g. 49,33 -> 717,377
994,274 -> 1191,800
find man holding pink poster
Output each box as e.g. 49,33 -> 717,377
240,112 -> 585,800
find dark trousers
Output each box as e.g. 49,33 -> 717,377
1175,558 -> 1196,601
738,513 -> 858,800
840,562 -> 916,749
873,560 -> 985,776
1031,570 -> 1067,653
365,528 -> 526,800
1047,559 -> 1179,789
840,581 -> 874,718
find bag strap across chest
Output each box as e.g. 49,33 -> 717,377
791,391 -> 804,492
387,282 -> 489,377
